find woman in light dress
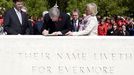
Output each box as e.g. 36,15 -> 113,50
66,3 -> 98,36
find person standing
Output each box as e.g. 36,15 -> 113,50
0,15 -> 3,26
71,9 -> 81,32
4,0 -> 30,35
98,19 -> 107,36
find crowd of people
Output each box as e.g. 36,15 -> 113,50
98,16 -> 134,36
0,0 -> 134,36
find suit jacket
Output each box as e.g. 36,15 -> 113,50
107,29 -> 120,36
41,13 -> 72,35
33,21 -> 43,35
4,8 -> 32,35
119,30 -> 129,36
71,19 -> 80,32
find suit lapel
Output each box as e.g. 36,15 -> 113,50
21,11 -> 25,25
77,20 -> 81,31
12,8 -> 22,26
72,19 -> 80,31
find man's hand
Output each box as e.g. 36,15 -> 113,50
51,31 -> 62,36
42,30 -> 49,36
65,31 -> 73,36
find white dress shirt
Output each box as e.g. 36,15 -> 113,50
72,15 -> 98,36
75,20 -> 79,27
73,19 -> 79,31
14,8 -> 22,25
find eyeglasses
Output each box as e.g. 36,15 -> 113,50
72,15 -> 78,16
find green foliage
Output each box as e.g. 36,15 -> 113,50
0,0 -> 13,15
66,0 -> 94,15
47,0 -> 68,12
0,0 -> 134,17
66,0 -> 129,16
96,0 -> 128,16
24,0 -> 48,17
66,0 -> 78,13
0,0 -> 13,9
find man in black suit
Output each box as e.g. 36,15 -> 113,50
4,0 -> 32,35
71,9 -> 81,32
41,5 -> 72,36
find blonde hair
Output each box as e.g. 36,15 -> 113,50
86,3 -> 98,16
21,6 -> 27,13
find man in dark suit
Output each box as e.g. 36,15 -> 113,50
41,5 -> 72,36
4,0 -> 32,35
71,9 -> 81,32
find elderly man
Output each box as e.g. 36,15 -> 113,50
41,5 -> 72,36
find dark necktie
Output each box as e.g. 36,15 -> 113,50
73,20 -> 77,31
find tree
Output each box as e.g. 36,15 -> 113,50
121,0 -> 134,17
0,0 -> 134,17
96,0 -> 128,16
66,0 -> 92,15
24,0 -> 48,17
67,0 -> 98,15
0,0 -> 13,15
66,0 -> 129,16
47,0 -> 68,12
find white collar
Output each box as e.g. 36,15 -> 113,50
14,8 -> 21,13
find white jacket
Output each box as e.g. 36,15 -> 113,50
72,15 -> 98,36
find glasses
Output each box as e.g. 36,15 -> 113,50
72,15 -> 78,16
